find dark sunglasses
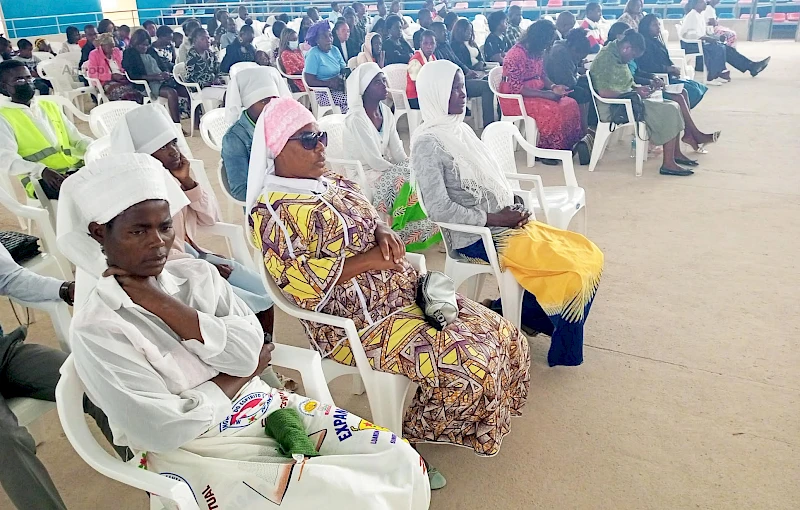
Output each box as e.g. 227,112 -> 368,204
288,131 -> 328,150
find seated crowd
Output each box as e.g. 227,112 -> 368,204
0,2 -> 770,508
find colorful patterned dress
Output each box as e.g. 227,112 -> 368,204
499,44 -> 583,151
250,174 -> 531,456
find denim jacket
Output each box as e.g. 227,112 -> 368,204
220,111 -> 255,201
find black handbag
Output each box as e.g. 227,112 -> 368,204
0,231 -> 41,264
609,91 -> 648,141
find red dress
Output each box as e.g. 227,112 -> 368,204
498,44 -> 582,151
279,49 -> 306,91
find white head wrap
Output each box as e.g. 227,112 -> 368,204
411,59 -> 513,208
56,154 -> 190,277
224,65 -> 291,123
345,62 -> 382,112
108,103 -> 193,158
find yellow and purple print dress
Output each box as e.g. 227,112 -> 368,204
250,174 -> 530,456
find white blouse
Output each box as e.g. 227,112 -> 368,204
681,9 -> 708,40
70,258 -> 263,453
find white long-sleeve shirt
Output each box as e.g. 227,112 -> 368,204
0,101 -> 92,180
70,258 -> 264,453
680,9 -> 708,40
0,243 -> 63,303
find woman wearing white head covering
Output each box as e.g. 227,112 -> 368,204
59,154 -> 429,510
221,67 -> 287,201
110,103 -> 276,340
411,59 -> 605,368
343,62 -> 440,251
353,31 -> 384,69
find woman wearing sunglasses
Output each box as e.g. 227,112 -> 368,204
248,98 -> 531,490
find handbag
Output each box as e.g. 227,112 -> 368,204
415,271 -> 459,331
609,91 -> 648,141
0,231 -> 41,264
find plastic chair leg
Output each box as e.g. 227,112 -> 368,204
366,371 -> 413,435
635,125 -> 647,177
589,125 -> 612,172
498,271 -> 524,329
464,273 -> 487,300
351,374 -> 366,395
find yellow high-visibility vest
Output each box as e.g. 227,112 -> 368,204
0,100 -> 82,197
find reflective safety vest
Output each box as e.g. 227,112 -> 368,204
0,101 -> 82,197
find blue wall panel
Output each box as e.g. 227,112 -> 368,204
2,0 -> 103,37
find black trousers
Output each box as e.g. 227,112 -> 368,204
681,41 -> 754,74
465,78 -> 495,127
569,76 -> 598,128
0,327 -> 131,510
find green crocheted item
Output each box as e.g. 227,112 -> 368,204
264,408 -> 321,458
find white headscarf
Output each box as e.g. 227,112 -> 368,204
224,65 -> 291,123
411,59 -> 513,208
344,63 -> 398,170
109,103 -> 193,158
56,154 -> 189,277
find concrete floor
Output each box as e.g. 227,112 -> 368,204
0,39 -> 798,510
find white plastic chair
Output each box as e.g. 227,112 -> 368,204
418,191 -> 525,330
316,114 -> 369,199
88,100 -> 140,138
173,62 -> 223,137
481,122 -> 587,232
32,94 -> 90,125
124,71 -> 169,108
83,136 -> 112,164
254,244 -> 426,436
586,72 -> 648,176
382,63 -> 421,136
37,58 -> 94,116
488,66 -> 540,167
198,107 -> 231,152
81,62 -> 110,105
676,22 -> 704,79
301,73 -> 340,119
0,186 -> 71,280
275,58 -> 311,106
57,344 -> 331,510
33,51 -> 55,61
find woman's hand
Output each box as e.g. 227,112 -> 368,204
667,65 -> 681,77
171,154 -> 196,190
213,263 -> 233,279
649,77 -> 665,89
111,73 -> 127,82
486,205 -> 531,228
635,85 -> 653,98
375,223 -> 405,264
551,84 -> 571,96
251,342 -> 275,377
542,90 -> 563,102
103,266 -> 164,307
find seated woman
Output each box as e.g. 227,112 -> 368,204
303,21 -> 349,113
219,24 -> 257,73
122,28 -> 186,123
277,28 -> 306,92
450,18 -> 486,72
591,29 -> 697,176
617,0 -> 645,31
59,154 -> 431,509
109,103 -> 276,341
354,32 -> 385,69
681,0 -> 769,82
148,25 -> 177,72
175,19 -> 201,64
544,28 -> 594,134
248,98 -> 530,483
298,16 -> 314,53
382,15 -> 414,65
86,33 -> 145,102
636,14 -> 719,151
500,20 -> 582,153
185,27 -> 226,103
344,63 -> 441,251
406,29 -> 436,109
412,59 -> 604,366
483,11 -> 511,65
222,67 -> 288,201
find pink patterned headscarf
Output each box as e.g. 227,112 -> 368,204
261,97 -> 317,157
246,98 -> 318,214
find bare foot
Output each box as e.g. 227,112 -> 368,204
681,134 -> 699,151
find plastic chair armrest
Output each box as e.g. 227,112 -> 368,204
269,344 -> 333,403
196,222 -> 256,271
511,131 -> 579,187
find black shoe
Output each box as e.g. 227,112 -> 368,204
750,57 -> 770,77
660,166 -> 694,176
675,157 -> 699,167
535,157 -> 560,166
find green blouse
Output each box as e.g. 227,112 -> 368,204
589,41 -> 634,93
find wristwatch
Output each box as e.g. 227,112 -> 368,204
59,281 -> 75,306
